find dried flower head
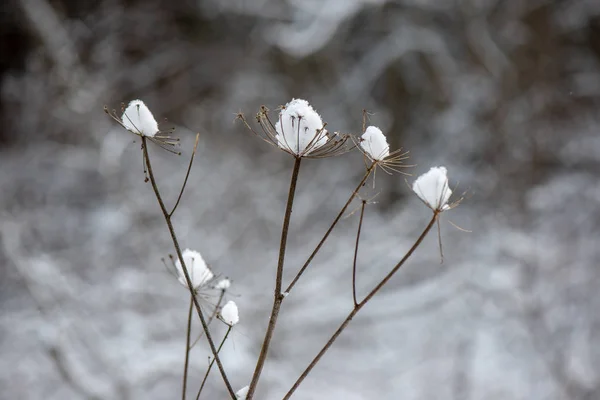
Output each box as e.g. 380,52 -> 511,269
122,100 -> 159,137
220,301 -> 239,326
174,248 -> 214,290
104,100 -> 180,154
412,166 -> 456,212
360,126 -> 389,161
355,125 -> 411,175
237,99 -> 351,158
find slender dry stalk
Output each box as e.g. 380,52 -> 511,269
246,157 -> 302,399
285,163 -> 375,294
141,137 -> 236,399
182,295 -> 194,400
196,326 -> 233,400
190,289 -> 226,349
171,133 -> 200,218
352,201 -> 367,307
282,213 -> 439,399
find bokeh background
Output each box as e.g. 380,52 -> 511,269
2,0 -> 600,399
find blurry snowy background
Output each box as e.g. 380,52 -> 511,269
2,0 -> 600,399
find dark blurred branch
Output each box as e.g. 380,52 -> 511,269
47,345 -> 102,400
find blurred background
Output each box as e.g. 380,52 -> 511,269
2,0 -> 600,399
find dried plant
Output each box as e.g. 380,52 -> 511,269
105,98 -> 462,400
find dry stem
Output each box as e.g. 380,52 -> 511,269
141,137 -> 236,399
282,213 -> 439,399
246,157 -> 302,399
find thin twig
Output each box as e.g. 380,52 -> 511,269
196,326 -> 233,400
352,201 -> 367,307
182,295 -> 194,400
246,157 -> 302,399
141,137 -> 236,399
170,133 -> 200,218
190,289 -> 226,349
282,213 -> 438,399
285,163 -> 375,294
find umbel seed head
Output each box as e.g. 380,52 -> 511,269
104,99 -> 181,154
237,98 -> 351,159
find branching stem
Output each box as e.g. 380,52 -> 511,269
190,289 -> 226,349
141,137 -> 236,399
285,163 -> 375,294
196,326 -> 233,400
282,213 -> 438,399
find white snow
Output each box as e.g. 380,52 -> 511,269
275,98 -> 328,155
121,99 -> 159,137
220,301 -> 239,326
215,278 -> 231,290
360,126 -> 390,161
235,385 -> 249,399
174,249 -> 214,289
412,166 -> 453,211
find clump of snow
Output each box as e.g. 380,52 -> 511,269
235,385 -> 249,399
412,166 -> 453,211
360,126 -> 390,161
215,278 -> 231,290
220,301 -> 239,326
276,98 -> 328,155
121,99 -> 159,137
174,249 -> 214,289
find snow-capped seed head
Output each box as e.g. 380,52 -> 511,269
275,98 -> 328,156
175,249 -> 214,290
220,301 -> 239,326
121,100 -> 159,137
360,126 -> 390,161
412,166 -> 453,212
215,278 -> 231,290
235,386 -> 249,399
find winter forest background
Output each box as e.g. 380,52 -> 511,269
2,0 -> 600,399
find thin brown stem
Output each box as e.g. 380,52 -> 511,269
191,289 -> 226,349
170,133 -> 200,218
282,213 -> 438,400
196,326 -> 233,400
352,201 -> 367,307
182,295 -> 194,400
246,157 -> 302,399
285,164 -> 375,294
141,137 -> 236,399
